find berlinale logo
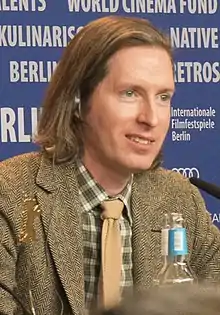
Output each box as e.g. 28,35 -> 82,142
172,167 -> 200,178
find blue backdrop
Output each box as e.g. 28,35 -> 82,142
0,0 -> 220,227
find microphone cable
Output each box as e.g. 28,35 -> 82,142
0,281 -> 33,315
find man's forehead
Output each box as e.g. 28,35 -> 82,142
107,47 -> 173,74
106,57 -> 174,90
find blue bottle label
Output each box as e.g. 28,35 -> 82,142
168,228 -> 188,256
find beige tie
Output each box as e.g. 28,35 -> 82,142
98,199 -> 124,309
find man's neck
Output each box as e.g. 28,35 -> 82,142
81,157 -> 131,196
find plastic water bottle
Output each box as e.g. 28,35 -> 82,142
155,213 -> 195,286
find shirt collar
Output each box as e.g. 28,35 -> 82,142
76,159 -> 133,223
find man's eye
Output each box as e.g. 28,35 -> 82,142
123,90 -> 136,97
160,94 -> 172,102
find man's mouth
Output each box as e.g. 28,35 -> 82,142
126,135 -> 155,145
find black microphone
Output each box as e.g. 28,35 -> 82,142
189,177 -> 220,200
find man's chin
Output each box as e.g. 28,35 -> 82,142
127,161 -> 154,174
126,152 -> 163,173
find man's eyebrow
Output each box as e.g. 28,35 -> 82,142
115,82 -> 175,94
133,85 -> 176,94
155,87 -> 176,94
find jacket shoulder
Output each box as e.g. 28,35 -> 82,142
0,152 -> 41,190
137,166 -> 193,193
0,152 -> 43,240
156,167 -> 191,190
136,166 -> 206,212
156,167 -> 203,198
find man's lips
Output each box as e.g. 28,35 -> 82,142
126,134 -> 155,145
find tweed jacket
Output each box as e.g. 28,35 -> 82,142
0,152 -> 220,315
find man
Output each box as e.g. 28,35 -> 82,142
0,15 -> 220,315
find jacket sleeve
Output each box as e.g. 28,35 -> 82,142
0,177 -> 24,314
189,184 -> 220,282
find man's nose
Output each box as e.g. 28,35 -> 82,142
136,100 -> 159,127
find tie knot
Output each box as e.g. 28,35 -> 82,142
101,199 -> 124,220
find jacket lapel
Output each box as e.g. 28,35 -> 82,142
36,156 -> 85,314
132,170 -> 168,290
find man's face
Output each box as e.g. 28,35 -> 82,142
82,46 -> 175,175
